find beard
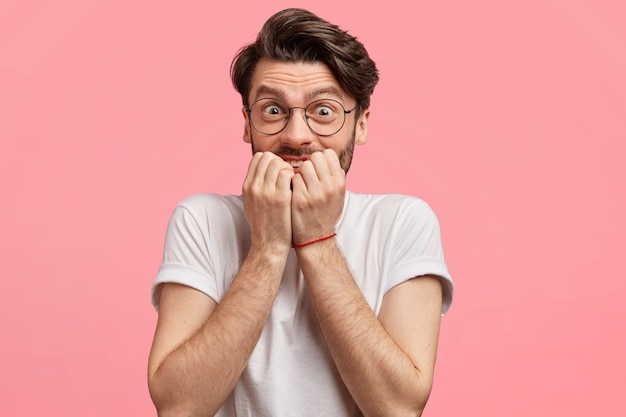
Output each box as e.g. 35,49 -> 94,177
249,122 -> 357,174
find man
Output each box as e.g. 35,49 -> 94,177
148,8 -> 453,417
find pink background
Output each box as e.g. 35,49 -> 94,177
1,1 -> 624,415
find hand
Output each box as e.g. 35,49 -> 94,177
243,152 -> 295,254
291,149 -> 346,246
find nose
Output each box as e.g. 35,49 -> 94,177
279,107 -> 316,148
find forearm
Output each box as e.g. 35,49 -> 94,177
149,248 -> 286,417
297,241 -> 431,417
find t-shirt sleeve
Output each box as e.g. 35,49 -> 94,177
385,198 -> 454,315
151,203 -> 218,311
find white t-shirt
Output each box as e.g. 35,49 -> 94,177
152,191 -> 454,416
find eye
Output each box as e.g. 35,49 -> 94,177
260,101 -> 287,116
309,102 -> 337,118
264,105 -> 283,115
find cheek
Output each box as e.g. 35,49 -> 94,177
320,131 -> 353,153
249,133 -> 278,153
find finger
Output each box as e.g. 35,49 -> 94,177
243,152 -> 264,189
276,169 -> 295,192
297,159 -> 319,189
309,151 -> 331,180
290,172 -> 307,194
322,149 -> 344,177
251,152 -> 281,185
265,157 -> 294,187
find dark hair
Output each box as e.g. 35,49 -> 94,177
230,8 -> 379,114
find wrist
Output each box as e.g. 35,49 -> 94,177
292,232 -> 337,248
293,233 -> 339,261
247,242 -> 291,265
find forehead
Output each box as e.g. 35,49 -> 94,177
249,59 -> 350,103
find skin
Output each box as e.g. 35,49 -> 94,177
148,59 -> 443,417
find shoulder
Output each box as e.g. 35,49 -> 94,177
341,191 -> 444,254
176,193 -> 243,213
164,193 -> 245,235
345,191 -> 438,223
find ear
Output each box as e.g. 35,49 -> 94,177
354,108 -> 370,145
241,106 -> 251,144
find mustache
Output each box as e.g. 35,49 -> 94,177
271,146 -> 321,157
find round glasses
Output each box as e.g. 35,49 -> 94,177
245,98 -> 356,136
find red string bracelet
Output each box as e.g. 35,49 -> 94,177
292,233 -> 337,248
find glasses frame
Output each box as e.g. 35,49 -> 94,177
245,97 -> 357,137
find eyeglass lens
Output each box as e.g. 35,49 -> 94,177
248,98 -> 349,136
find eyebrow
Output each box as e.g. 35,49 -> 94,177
254,85 -> 285,101
253,85 -> 344,103
306,87 -> 343,101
